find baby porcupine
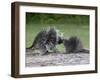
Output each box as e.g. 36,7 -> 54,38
63,36 -> 89,53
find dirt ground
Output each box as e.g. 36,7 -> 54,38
25,49 -> 89,67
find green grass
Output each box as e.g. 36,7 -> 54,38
26,23 -> 89,52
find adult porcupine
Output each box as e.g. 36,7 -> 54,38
26,27 -> 63,55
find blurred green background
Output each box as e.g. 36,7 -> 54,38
26,12 -> 89,52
